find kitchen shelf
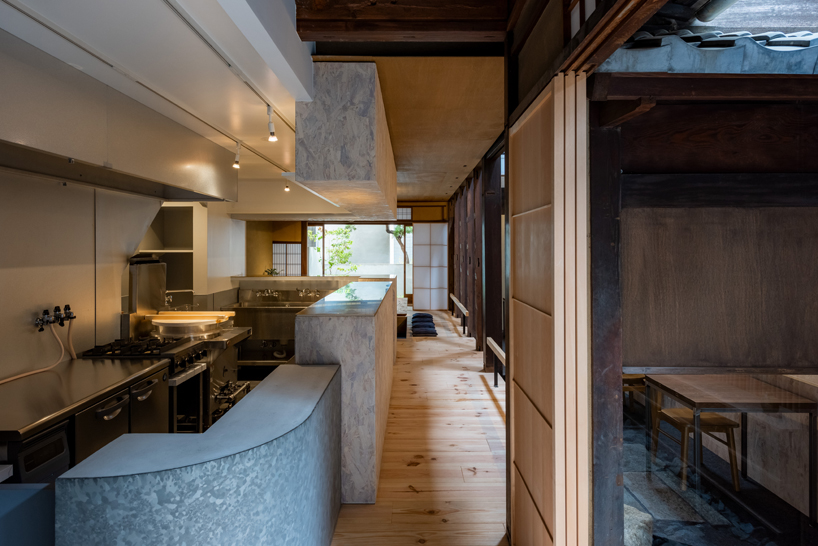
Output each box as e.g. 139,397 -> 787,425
133,203 -> 207,297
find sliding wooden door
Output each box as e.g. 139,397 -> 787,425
508,73 -> 590,546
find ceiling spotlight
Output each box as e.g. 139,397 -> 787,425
285,184 -> 290,192
267,105 -> 278,142
233,141 -> 241,169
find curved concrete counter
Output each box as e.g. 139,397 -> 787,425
55,365 -> 341,545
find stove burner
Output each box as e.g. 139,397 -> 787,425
81,337 -> 186,358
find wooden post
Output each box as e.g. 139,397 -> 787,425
482,152 -> 504,372
301,221 -> 308,276
589,104 -> 624,546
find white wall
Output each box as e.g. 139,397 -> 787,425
413,223 -> 448,310
0,172 -> 160,380
207,203 -> 246,292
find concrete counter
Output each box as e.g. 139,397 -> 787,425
296,281 -> 396,503
55,365 -> 341,545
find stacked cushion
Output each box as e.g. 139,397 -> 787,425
411,313 -> 438,337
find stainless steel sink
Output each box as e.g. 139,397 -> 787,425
223,302 -> 310,309
221,302 -> 311,340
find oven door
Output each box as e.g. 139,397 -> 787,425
72,390 -> 130,464
3,421 -> 70,483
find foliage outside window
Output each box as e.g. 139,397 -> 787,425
386,225 -> 413,266
309,225 -> 359,275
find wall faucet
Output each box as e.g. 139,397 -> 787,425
255,289 -> 279,297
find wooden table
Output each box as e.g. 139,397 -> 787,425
645,374 -> 818,524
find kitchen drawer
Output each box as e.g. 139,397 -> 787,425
73,390 -> 130,464
130,368 -> 169,434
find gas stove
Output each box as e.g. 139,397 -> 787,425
80,337 -> 209,376
81,338 -> 187,358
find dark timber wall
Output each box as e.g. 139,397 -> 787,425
622,207 -> 818,370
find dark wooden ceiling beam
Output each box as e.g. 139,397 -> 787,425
598,97 -> 656,127
296,0 -> 508,42
508,0 -> 553,55
297,20 -> 506,42
594,73 -> 818,102
296,0 -> 507,21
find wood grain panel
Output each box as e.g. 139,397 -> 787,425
509,90 -> 555,216
511,300 -> 554,425
512,206 -> 554,315
512,382 -> 555,536
573,72 -> 591,546
512,466 -> 554,546
622,207 -> 818,369
621,103 -> 818,175
296,0 -> 507,21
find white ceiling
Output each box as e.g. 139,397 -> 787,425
0,0 -> 300,180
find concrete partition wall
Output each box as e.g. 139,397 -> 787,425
295,282 -> 397,503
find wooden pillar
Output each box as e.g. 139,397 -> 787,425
466,178 -> 475,338
474,168 -> 484,351
447,200 -> 456,314
301,221 -> 308,276
482,154 -> 503,371
589,104 -> 624,546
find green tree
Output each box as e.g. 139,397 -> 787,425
312,225 -> 358,275
385,225 -> 413,265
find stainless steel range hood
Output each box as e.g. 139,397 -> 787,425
0,140 -> 230,201
0,28 -> 238,202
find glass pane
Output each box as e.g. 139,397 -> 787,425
324,224 -> 411,297
623,375 -> 817,546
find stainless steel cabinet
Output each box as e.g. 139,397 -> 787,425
73,390 -> 130,464
129,369 -> 169,433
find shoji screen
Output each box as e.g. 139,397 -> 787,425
509,72 -> 590,546
413,223 -> 447,310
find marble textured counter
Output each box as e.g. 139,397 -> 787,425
297,281 -> 393,317
296,281 -> 396,503
55,365 -> 341,545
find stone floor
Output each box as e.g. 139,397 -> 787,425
623,404 -> 812,546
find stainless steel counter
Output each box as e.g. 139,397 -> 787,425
0,357 -> 171,442
0,327 -> 251,442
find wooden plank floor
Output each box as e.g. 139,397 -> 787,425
331,311 -> 508,546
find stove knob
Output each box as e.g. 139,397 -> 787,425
201,349 -> 208,358
186,355 -> 195,365
195,351 -> 203,361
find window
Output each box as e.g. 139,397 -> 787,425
397,207 -> 412,220
272,242 -> 302,276
306,223 -> 413,297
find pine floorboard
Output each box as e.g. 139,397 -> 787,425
331,311 -> 508,546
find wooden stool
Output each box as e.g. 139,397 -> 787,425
623,374 -> 646,410
652,406 -> 741,492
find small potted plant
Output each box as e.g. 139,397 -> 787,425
264,268 -> 280,276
